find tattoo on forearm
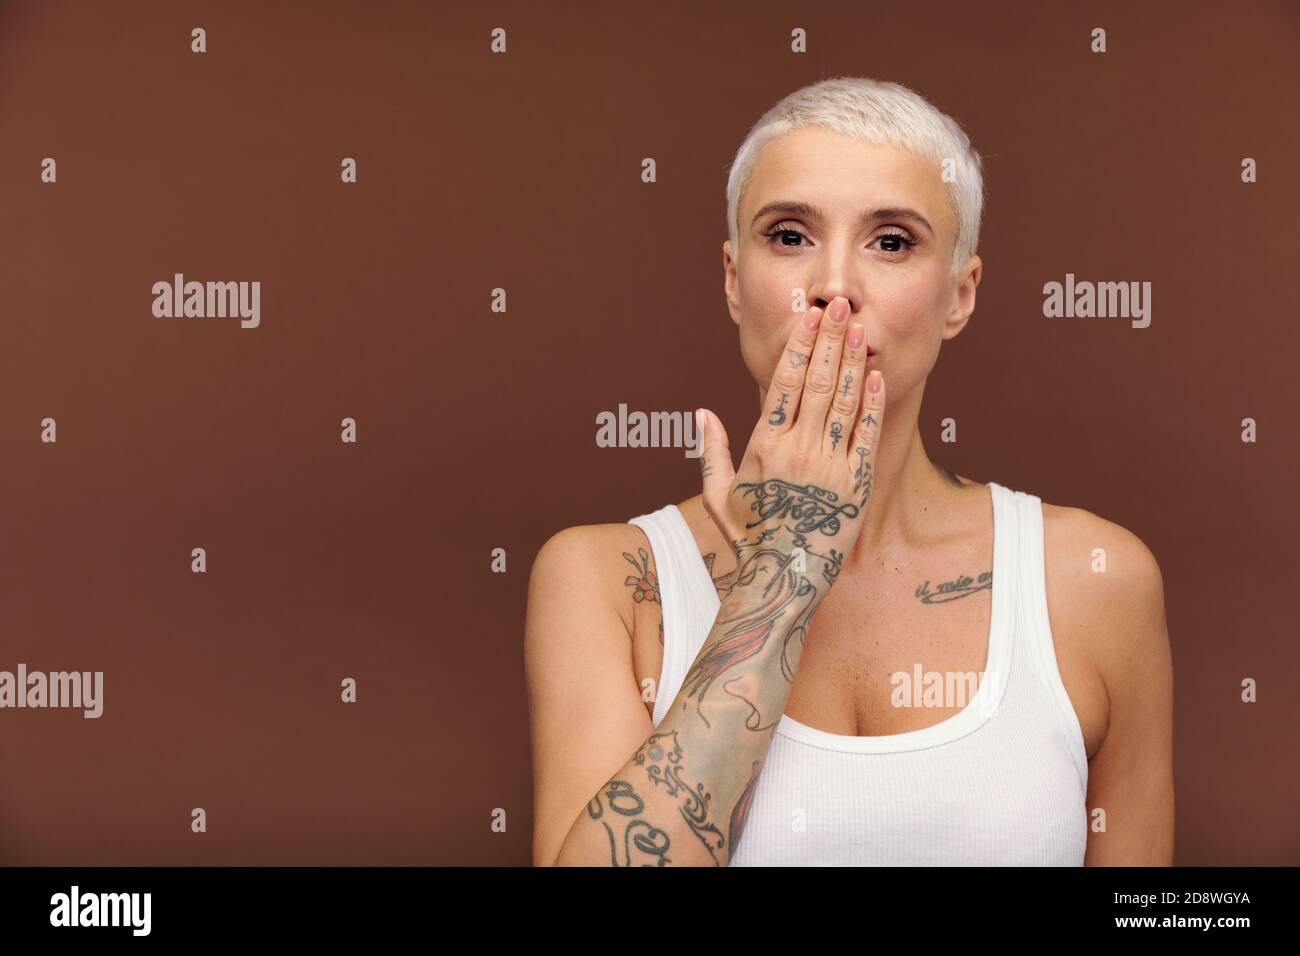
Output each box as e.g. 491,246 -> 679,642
915,569 -> 992,604
633,730 -> 726,864
586,780 -> 672,866
729,760 -> 763,851
684,536 -> 832,731
701,551 -> 739,598
681,546 -> 810,725
585,730 -> 734,867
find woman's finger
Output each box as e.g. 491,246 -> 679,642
754,305 -> 823,444
849,369 -> 886,507
823,321 -> 867,459
794,297 -> 851,452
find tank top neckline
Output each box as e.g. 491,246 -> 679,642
665,480 -> 1017,755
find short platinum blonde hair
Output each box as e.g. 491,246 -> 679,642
725,76 -> 985,278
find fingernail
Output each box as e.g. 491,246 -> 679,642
830,300 -> 847,323
802,308 -> 822,330
847,323 -> 864,349
695,408 -> 706,435
867,370 -> 882,393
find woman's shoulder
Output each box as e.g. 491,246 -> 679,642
1037,497 -> 1161,577
530,518 -> 669,640
1032,494 -> 1170,763
1037,496 -> 1167,685
1027,489 -> 1163,617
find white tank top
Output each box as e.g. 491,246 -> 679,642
628,481 -> 1090,866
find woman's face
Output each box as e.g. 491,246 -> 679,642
723,125 -> 980,403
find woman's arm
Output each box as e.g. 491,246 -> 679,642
535,525 -> 827,867
526,524 -> 659,867
1081,524 -> 1175,865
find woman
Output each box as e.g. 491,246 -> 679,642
525,76 -> 1174,866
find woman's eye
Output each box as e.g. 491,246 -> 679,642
873,232 -> 919,255
764,227 -> 806,247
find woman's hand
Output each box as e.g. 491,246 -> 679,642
695,296 -> 886,593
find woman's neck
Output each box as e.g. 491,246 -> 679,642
850,418 -> 964,564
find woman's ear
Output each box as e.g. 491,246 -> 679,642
940,254 -> 982,341
722,239 -> 742,328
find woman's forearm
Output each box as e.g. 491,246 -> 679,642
554,537 -> 828,866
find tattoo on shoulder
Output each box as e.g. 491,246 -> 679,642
624,547 -> 664,643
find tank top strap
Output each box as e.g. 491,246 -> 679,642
1004,485 -> 1090,794
627,504 -> 720,725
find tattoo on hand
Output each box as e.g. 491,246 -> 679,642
769,392 -> 790,426
853,446 -> 874,504
736,479 -> 861,537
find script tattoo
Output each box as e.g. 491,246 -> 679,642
915,570 -> 992,604
586,780 -> 672,866
632,731 -> 726,865
736,479 -> 860,537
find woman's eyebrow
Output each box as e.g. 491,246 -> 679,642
751,200 -> 934,236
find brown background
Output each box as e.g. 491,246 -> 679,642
1,0 -> 1297,865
